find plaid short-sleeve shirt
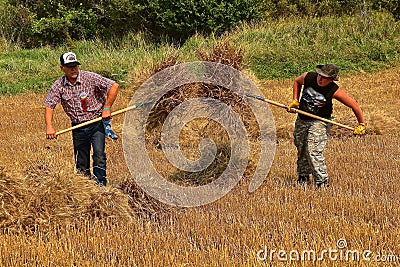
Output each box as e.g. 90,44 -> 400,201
44,70 -> 115,124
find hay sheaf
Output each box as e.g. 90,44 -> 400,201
0,167 -> 133,231
139,41 -> 261,186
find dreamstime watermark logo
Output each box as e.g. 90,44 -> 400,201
257,238 -> 399,263
122,62 -> 276,207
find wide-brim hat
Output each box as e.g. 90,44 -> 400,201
60,52 -> 81,67
316,63 -> 338,81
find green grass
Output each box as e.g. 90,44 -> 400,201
1,12 -> 400,95
232,13 -> 400,79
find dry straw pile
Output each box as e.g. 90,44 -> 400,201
143,41 -> 262,186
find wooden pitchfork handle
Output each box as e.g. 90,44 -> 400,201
245,94 -> 355,131
55,101 -> 152,136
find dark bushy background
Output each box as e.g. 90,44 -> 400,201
1,0 -> 399,47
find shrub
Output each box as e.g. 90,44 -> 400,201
30,3 -> 97,46
144,0 -> 267,42
0,1 -> 33,44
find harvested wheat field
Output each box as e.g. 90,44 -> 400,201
0,61 -> 399,266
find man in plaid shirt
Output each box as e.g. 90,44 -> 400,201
44,52 -> 119,186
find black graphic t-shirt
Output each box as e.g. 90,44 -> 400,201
299,72 -> 339,120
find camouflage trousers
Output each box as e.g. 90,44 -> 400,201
293,118 -> 332,185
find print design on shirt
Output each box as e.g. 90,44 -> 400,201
302,87 -> 326,114
79,92 -> 90,111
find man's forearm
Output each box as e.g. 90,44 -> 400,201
45,106 -> 54,127
104,83 -> 119,108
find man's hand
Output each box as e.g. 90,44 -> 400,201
287,99 -> 300,112
353,123 -> 366,135
102,108 -> 111,120
46,125 -> 57,139
45,107 -> 57,139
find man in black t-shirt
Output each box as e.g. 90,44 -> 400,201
287,63 -> 366,187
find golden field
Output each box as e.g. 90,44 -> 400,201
0,64 -> 399,266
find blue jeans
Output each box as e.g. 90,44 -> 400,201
72,121 -> 107,186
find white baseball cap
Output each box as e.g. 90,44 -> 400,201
60,52 -> 81,67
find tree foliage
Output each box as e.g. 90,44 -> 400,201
0,0 -> 399,47
144,0 -> 267,41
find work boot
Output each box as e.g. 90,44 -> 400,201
297,175 -> 310,185
316,181 -> 329,189
97,177 -> 107,187
92,175 -> 107,187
